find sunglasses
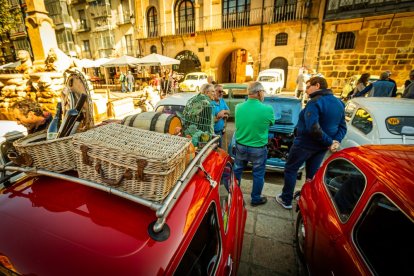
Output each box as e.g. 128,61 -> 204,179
217,90 -> 224,93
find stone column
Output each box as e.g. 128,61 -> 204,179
25,0 -> 58,66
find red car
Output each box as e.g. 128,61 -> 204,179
296,145 -> 414,275
0,138 -> 247,275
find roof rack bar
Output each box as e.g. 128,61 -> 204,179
153,136 -> 219,232
0,165 -> 162,211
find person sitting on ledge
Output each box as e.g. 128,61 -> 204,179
11,99 -> 52,134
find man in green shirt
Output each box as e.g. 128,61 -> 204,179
234,81 -> 275,206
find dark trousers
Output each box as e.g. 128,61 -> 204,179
281,144 -> 327,204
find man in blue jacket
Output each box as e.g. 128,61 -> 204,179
276,77 -> 347,209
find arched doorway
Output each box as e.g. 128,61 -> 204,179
174,50 -> 201,75
270,57 -> 288,88
219,49 -> 253,83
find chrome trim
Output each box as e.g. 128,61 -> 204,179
0,136 -> 220,234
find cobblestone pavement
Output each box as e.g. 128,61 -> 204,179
237,172 -> 305,276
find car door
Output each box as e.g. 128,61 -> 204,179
309,158 -> 369,275
216,161 -> 246,275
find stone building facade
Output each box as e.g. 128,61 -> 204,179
320,1 -> 414,92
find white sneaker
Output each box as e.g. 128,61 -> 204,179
275,193 -> 292,210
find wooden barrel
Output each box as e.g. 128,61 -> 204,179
122,111 -> 182,135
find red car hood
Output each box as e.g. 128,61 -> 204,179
0,175 -> 176,275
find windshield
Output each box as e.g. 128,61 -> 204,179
258,76 -> 276,82
155,105 -> 185,115
385,116 -> 414,136
185,75 -> 199,80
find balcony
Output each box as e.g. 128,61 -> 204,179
143,1 -> 308,38
89,5 -> 110,18
75,20 -> 91,32
116,13 -> 132,25
50,14 -> 72,30
9,24 -> 27,39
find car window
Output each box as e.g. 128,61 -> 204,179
222,89 -> 229,98
344,102 -> 357,122
351,108 -> 373,134
155,105 -> 185,115
175,204 -> 221,276
200,75 -> 207,80
219,162 -> 233,232
385,116 -> 414,136
185,75 -> 199,80
324,159 -> 366,222
232,89 -> 248,99
354,194 -> 413,274
258,76 -> 275,82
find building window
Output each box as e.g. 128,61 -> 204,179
274,0 -> 297,22
147,6 -> 158,38
175,0 -> 195,34
335,32 -> 355,50
222,0 -> 251,28
275,32 -> 288,46
125,35 -> 133,55
82,40 -> 91,58
150,45 -> 157,54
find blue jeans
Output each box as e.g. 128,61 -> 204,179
233,143 -> 267,203
121,82 -> 126,93
128,82 -> 133,92
281,144 -> 327,205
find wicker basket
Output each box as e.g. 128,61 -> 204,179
73,123 -> 191,202
11,131 -> 76,172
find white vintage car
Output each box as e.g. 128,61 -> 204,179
179,72 -> 208,92
341,97 -> 414,149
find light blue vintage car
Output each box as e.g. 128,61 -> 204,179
228,95 -> 304,176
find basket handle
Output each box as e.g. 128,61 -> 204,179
95,163 -> 133,187
7,150 -> 33,167
80,145 -> 93,166
136,159 -> 147,181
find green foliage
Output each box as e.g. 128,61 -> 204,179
0,0 -> 21,36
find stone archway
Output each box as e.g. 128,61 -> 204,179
218,49 -> 253,84
174,50 -> 201,75
270,57 -> 288,88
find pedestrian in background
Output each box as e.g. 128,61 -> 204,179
234,81 -> 275,207
295,68 -> 309,99
403,70 -> 414,99
348,73 -> 370,99
354,71 -> 395,97
385,70 -> 397,97
119,71 -> 126,93
207,76 -> 216,85
212,84 -> 230,148
276,76 -> 347,210
126,71 -> 135,92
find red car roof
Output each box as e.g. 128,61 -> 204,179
338,145 -> 414,215
0,150 -> 228,275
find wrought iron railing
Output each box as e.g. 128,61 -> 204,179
116,12 -> 132,25
140,1 -> 308,38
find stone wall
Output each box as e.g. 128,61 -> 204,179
319,12 -> 414,94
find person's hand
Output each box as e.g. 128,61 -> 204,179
330,140 -> 340,153
217,110 -> 228,118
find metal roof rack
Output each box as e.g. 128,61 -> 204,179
0,136 -> 219,239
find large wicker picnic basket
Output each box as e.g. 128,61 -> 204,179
72,123 -> 191,202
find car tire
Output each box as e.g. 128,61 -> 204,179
295,211 -> 306,263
